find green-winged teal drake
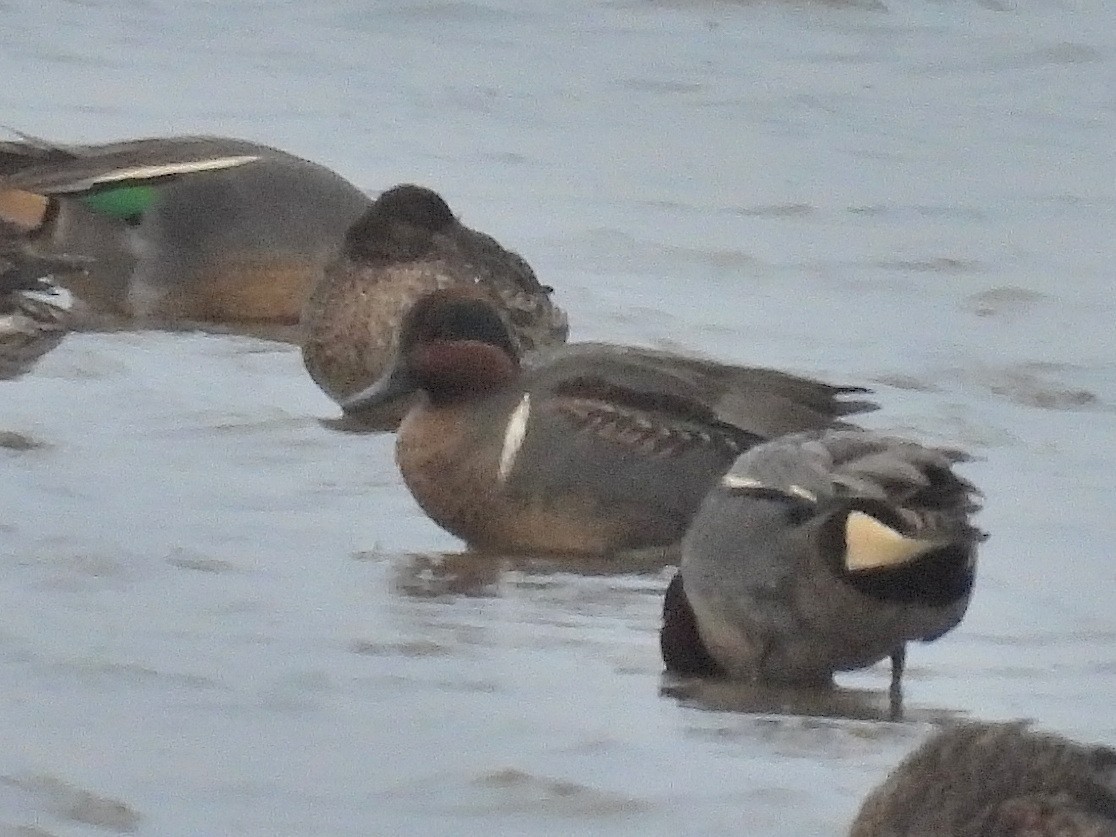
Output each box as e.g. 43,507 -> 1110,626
850,722 -> 1116,836
661,429 -> 982,705
0,222 -> 86,378
341,288 -> 876,556
0,133 -> 370,328
301,183 -> 568,427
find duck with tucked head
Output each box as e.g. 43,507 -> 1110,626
302,184 -> 568,427
850,721 -> 1116,836
0,133 -> 369,329
342,289 -> 876,557
661,429 -> 983,708
0,222 -> 87,379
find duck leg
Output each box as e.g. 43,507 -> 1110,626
888,644 -> 905,721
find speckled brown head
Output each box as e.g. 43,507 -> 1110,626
342,288 -> 520,412
344,184 -> 457,263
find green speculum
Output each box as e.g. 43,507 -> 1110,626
80,185 -> 157,221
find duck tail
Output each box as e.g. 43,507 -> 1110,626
831,384 -> 879,423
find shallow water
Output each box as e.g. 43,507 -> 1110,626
1,0 -> 1115,834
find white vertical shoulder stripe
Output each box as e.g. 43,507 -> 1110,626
497,393 -> 531,485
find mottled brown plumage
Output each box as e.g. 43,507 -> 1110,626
851,722 -> 1116,836
302,184 -> 567,427
0,224 -> 85,378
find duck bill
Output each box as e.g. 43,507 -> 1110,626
341,352 -> 418,414
843,511 -> 943,573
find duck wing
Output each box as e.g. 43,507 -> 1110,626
721,428 -> 985,545
0,133 -> 282,195
526,342 -> 875,442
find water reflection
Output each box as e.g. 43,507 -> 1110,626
387,548 -> 678,600
389,549 -> 972,727
389,551 -> 505,599
661,674 -> 969,725
660,674 -> 977,732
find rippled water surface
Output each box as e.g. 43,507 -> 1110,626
1,0 -> 1114,834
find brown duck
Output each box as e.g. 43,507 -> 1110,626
341,288 -> 875,556
0,133 -> 369,329
851,721 -> 1116,836
302,184 -> 568,427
